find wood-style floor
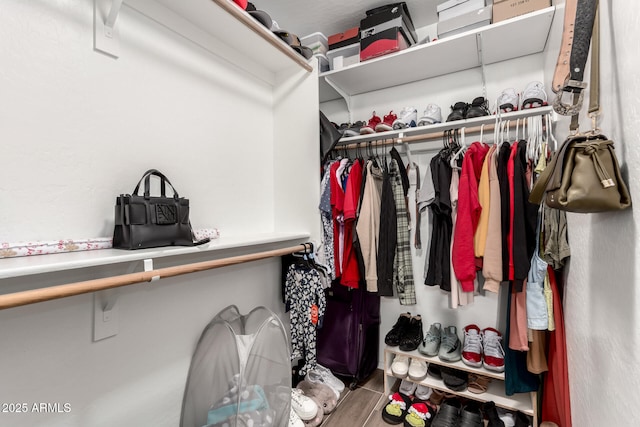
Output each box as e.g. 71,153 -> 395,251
320,369 -> 389,427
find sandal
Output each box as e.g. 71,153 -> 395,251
467,373 -> 491,394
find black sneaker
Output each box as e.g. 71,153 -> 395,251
446,102 -> 469,121
385,312 -> 412,347
431,398 -> 461,427
466,97 -> 490,118
399,315 -> 423,351
483,401 -> 505,427
459,402 -> 484,427
440,366 -> 468,392
427,364 -> 441,380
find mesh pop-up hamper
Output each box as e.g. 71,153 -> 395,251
180,305 -> 291,427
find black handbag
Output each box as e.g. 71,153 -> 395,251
113,169 -> 204,250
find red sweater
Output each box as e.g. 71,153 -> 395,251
452,142 -> 490,292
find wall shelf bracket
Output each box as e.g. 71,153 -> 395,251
94,0 -> 124,58
324,76 -> 354,122
476,33 -> 488,102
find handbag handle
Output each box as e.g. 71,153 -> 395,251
132,169 -> 180,199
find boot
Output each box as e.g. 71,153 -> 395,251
515,411 -> 532,427
483,401 -> 505,427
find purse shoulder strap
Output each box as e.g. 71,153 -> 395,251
571,3 -> 600,132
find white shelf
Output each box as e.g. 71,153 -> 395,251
336,106 -> 554,145
384,347 -> 535,416
124,0 -> 312,85
0,232 -> 310,280
319,7 -> 555,99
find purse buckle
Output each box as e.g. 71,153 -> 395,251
553,79 -> 587,116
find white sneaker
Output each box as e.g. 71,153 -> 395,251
289,407 -> 305,427
497,88 -> 519,113
417,104 -> 442,126
415,384 -> 432,400
399,378 -> 417,396
291,388 -> 318,421
392,106 -> 418,130
521,81 -> 548,109
314,364 -> 345,395
306,370 -> 340,399
408,358 -> 428,381
391,354 -> 410,378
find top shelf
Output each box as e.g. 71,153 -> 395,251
126,0 -> 312,83
320,6 -> 555,100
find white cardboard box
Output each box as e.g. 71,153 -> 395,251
438,5 -> 492,37
327,43 -> 360,70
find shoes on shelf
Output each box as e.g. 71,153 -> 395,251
428,388 -> 456,406
399,378 -> 418,396
391,354 -> 410,378
467,373 -> 491,394
404,401 -> 437,427
312,364 -> 345,396
461,324 -> 483,368
521,81 -> 548,110
482,327 -> 505,372
440,366 -> 468,392
291,388 -> 319,421
393,106 -> 418,130
415,384 -> 432,401
400,315 -> 424,351
417,103 -> 442,126
431,398 -> 461,427
497,88 -> 519,113
339,121 -> 366,137
466,96 -> 490,118
427,363 -> 442,380
438,326 -> 462,362
296,379 -> 337,415
515,412 -> 533,427
385,312 -> 412,346
408,358 -> 428,382
376,111 -> 398,132
459,401 -> 484,427
446,101 -> 469,122
485,402 -> 507,427
361,111 -> 382,134
419,322 -> 442,357
382,391 -> 412,425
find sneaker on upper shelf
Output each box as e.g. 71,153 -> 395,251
438,326 -> 462,362
461,324 -> 483,368
521,81 -> 548,109
419,322 -> 442,357
446,101 -> 469,122
392,106 -> 418,130
361,112 -> 381,134
497,88 -> 519,113
375,111 -> 398,132
466,96 -> 490,118
418,103 -> 443,126
482,327 -> 505,372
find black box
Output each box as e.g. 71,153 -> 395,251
360,2 -> 418,45
360,26 -> 410,62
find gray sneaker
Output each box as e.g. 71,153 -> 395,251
438,326 -> 462,362
418,322 -> 442,357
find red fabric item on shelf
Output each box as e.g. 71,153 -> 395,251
341,159 -> 363,288
541,267 -> 572,427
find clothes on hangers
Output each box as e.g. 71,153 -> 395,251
284,261 -> 327,377
319,160 -> 337,280
356,160 -> 383,292
482,145 -> 503,293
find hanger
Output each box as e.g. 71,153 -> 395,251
450,127 -> 467,169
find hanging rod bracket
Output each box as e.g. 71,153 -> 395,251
144,258 -> 160,282
94,0 -> 124,58
93,289 -> 120,341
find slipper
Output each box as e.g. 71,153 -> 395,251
382,392 -> 412,425
467,373 -> 491,394
440,366 -> 468,392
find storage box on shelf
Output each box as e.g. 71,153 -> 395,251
437,0 -> 487,22
319,6 -> 555,102
493,0 -> 552,23
328,27 -> 360,50
301,32 -> 329,56
327,43 -> 360,70
383,346 -> 536,417
437,5 -> 492,39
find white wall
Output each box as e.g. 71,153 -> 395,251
0,1 -> 318,426
547,1 -> 640,425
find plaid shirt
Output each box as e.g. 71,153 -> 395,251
390,159 -> 416,305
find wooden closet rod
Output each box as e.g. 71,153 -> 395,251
0,244 -> 309,311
